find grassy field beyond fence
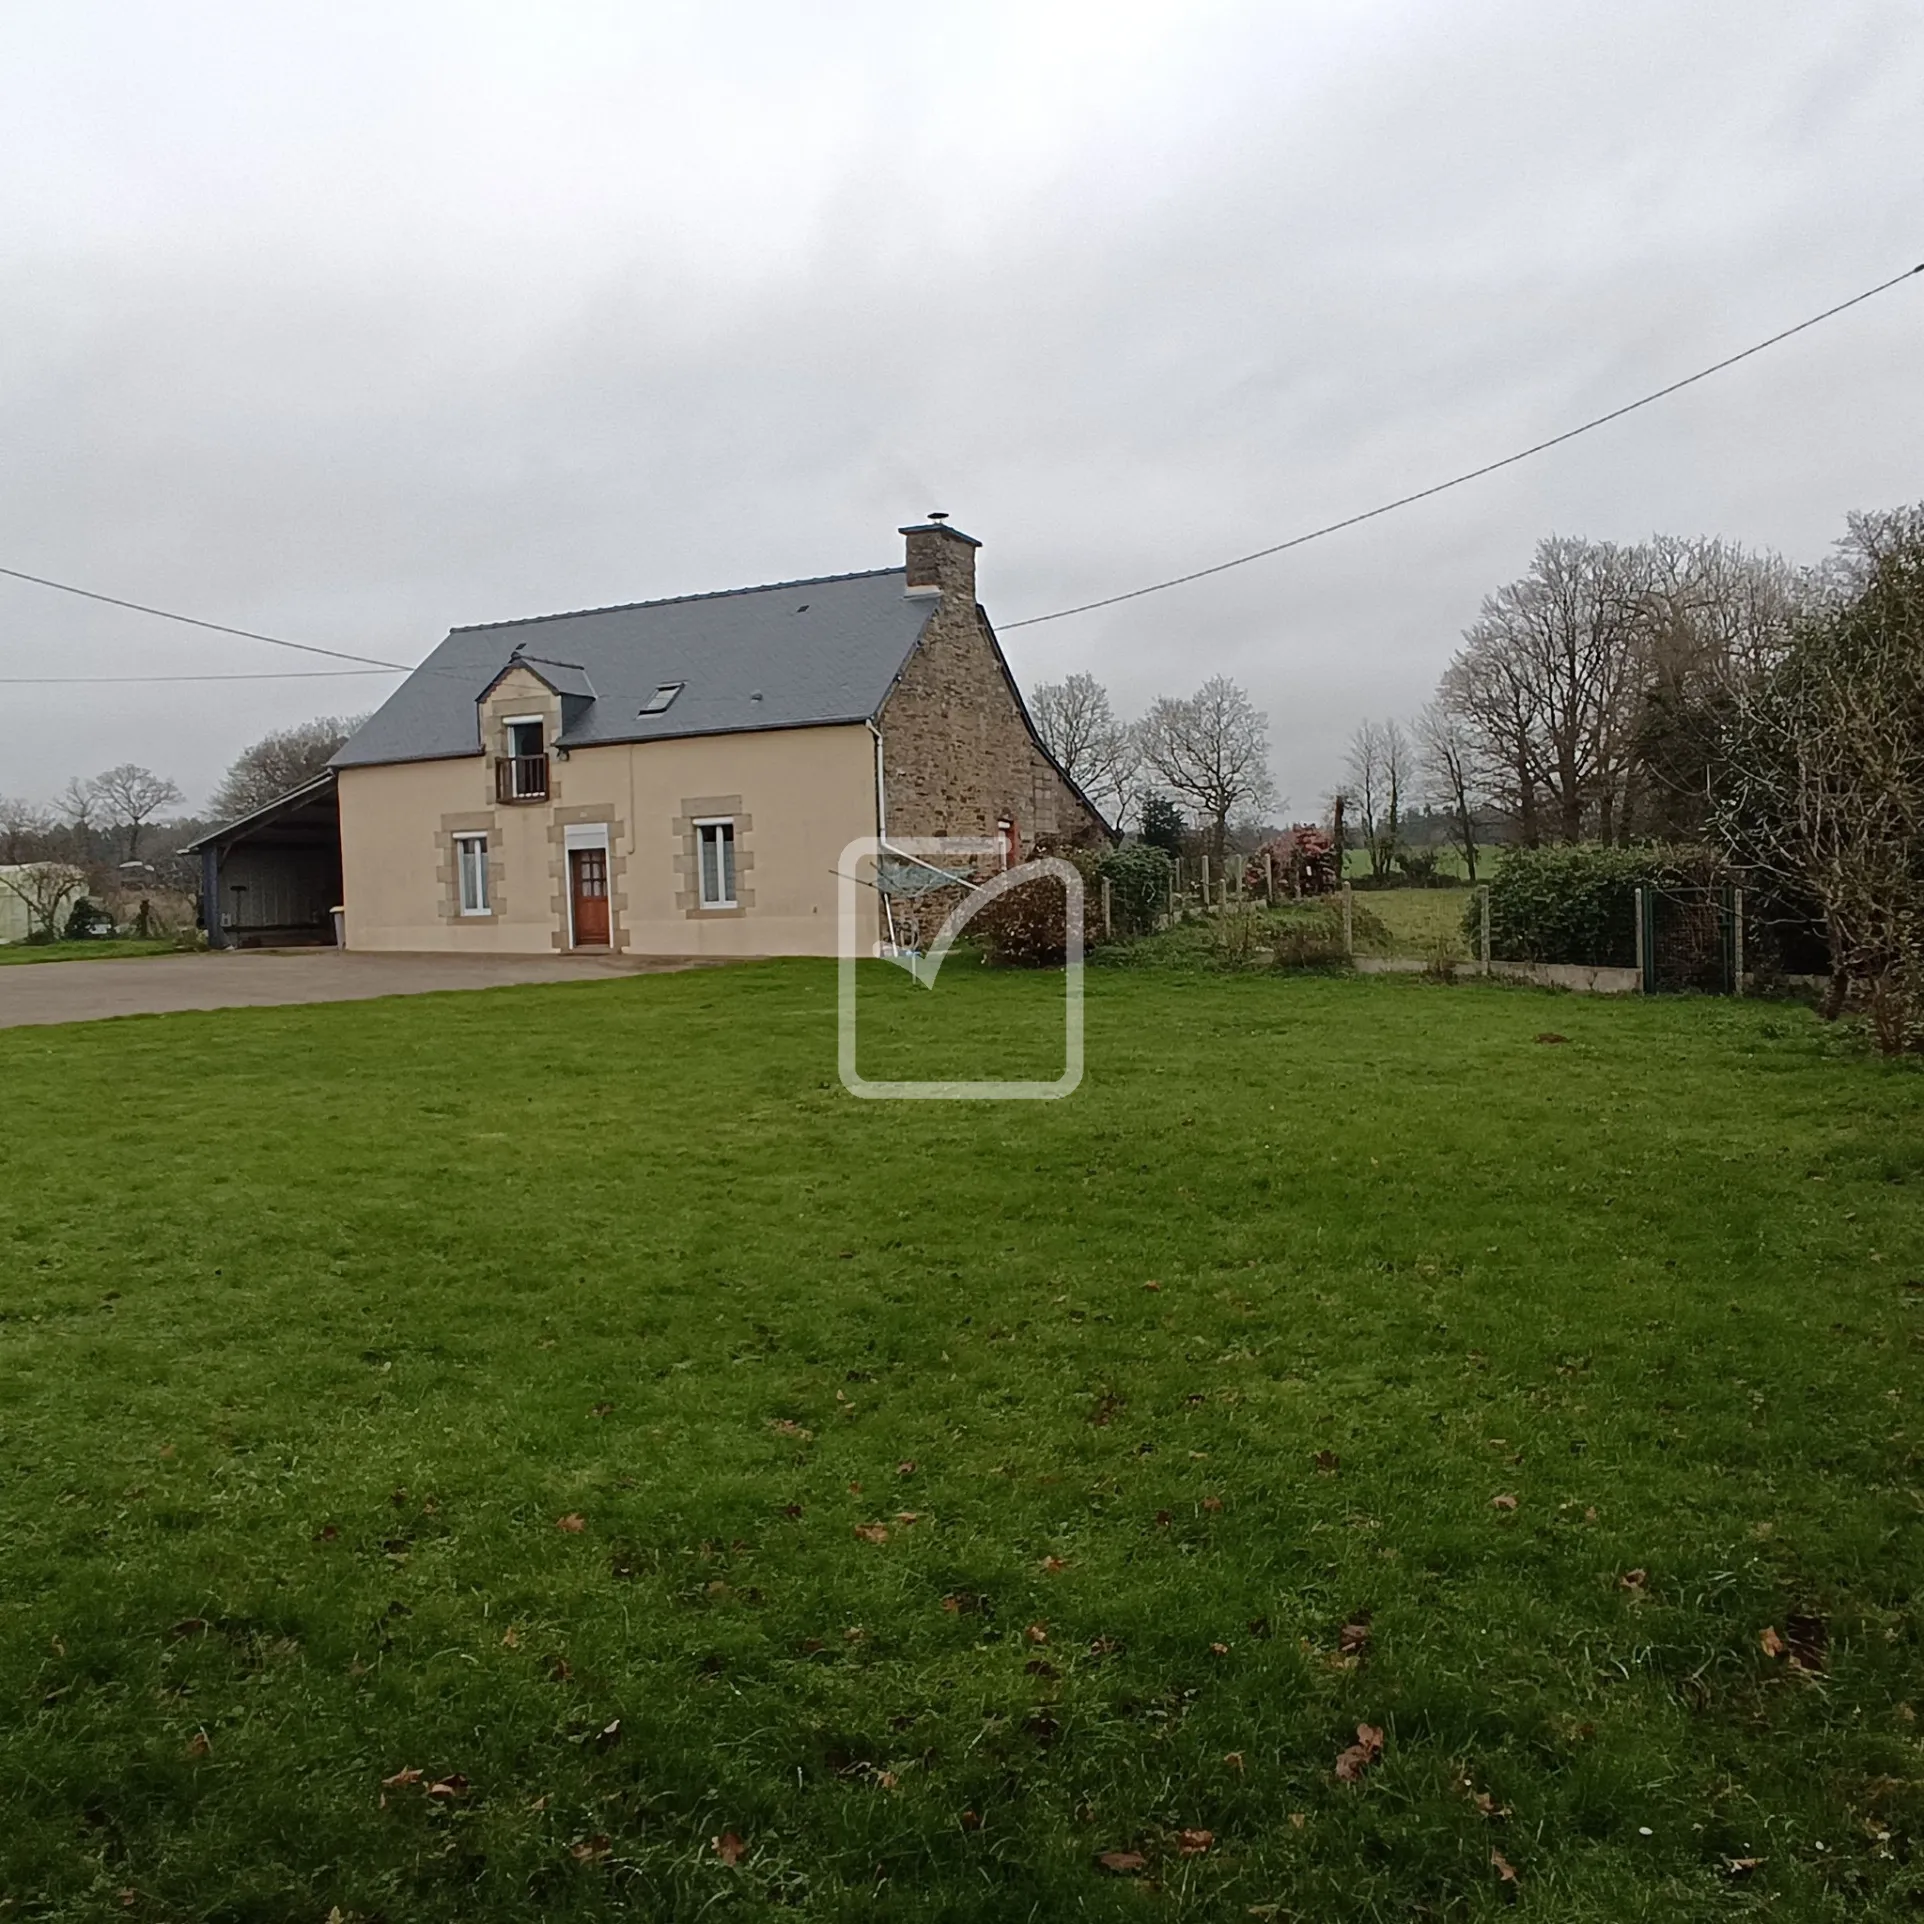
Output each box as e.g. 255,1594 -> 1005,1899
2,963 -> 1920,1920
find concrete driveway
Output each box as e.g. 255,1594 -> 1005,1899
0,949 -> 724,1030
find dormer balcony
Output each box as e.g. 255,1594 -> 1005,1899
495,754 -> 549,802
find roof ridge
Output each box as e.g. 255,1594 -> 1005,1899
448,564 -> 906,635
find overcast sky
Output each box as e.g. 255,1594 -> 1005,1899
2,0 -> 1919,816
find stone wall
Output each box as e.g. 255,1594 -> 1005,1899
880,525 -> 1107,852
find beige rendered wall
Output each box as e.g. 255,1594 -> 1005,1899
337,708 -> 880,957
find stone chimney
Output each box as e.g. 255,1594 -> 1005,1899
901,513 -> 980,603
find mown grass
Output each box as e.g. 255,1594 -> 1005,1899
0,940 -> 182,967
2,963 -> 1922,1921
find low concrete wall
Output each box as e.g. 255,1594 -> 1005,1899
1351,956 -> 1641,995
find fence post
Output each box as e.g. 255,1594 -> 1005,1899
1220,875 -> 1229,912
1634,885 -> 1648,993
1168,862 -> 1177,922
1341,880 -> 1354,960
1264,851 -> 1275,904
1477,884 -> 1491,976
1101,876 -> 1113,941
1200,855 -> 1210,910
1732,885 -> 1745,995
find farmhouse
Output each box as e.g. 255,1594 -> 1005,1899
191,520 -> 1105,954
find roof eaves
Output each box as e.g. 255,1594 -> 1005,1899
181,769 -> 337,853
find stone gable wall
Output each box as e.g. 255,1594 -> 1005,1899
879,596 -> 1107,851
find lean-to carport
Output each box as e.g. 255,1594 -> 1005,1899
182,772 -> 343,949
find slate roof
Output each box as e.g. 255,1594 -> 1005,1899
332,566 -> 938,769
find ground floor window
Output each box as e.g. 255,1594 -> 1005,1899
696,819 -> 737,908
455,834 -> 490,914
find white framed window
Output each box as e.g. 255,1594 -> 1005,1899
695,819 -> 737,908
454,834 -> 491,915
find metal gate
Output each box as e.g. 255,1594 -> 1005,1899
1636,884 -> 1739,994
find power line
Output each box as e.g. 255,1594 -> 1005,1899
0,668 -> 403,685
1002,261 -> 1924,630
0,563 -> 414,669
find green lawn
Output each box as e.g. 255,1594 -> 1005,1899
0,939 -> 182,966
3,963 -> 1921,1920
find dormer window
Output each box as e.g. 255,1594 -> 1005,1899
496,715 -> 549,802
639,683 -> 684,715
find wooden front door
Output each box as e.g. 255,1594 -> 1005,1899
569,847 -> 610,947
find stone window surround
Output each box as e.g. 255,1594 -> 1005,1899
672,795 -> 755,919
547,805 -> 630,952
434,810 -> 505,924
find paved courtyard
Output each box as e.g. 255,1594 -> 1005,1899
0,950 -> 722,1029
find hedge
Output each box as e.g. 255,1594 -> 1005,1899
1468,844 -> 1725,967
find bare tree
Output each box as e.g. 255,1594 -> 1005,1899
56,776 -> 100,832
1415,702 -> 1481,881
1137,676 -> 1277,862
0,860 -> 91,941
1341,719 -> 1411,879
0,797 -> 57,865
89,765 -> 184,860
1027,676 -> 1137,827
212,714 -> 365,821
1716,505 -> 1924,1049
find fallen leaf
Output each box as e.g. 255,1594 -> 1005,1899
767,1418 -> 813,1440
1471,1790 -> 1512,1819
1041,1555 -> 1070,1574
1088,1634 -> 1123,1658
556,1513 -> 586,1534
896,1511 -> 921,1525
500,1626 -> 519,1649
853,1522 -> 889,1544
188,1730 -> 211,1757
1209,1641 -> 1230,1656
847,1481 -> 862,1494
1025,1622 -> 1049,1644
1759,1626 -> 1787,1659
1491,1493 -> 1518,1512
382,1766 -> 424,1787
1202,1496 -> 1224,1514
1142,1280 -> 1162,1292
896,1460 -> 918,1477
1535,1032 -> 1568,1045
1620,1569 -> 1648,1591
117,1891 -> 136,1911
572,1835 -> 612,1863
1491,1848 -> 1519,1884
1333,1722 -> 1385,1782
426,1774 -> 470,1798
1288,1812 -> 1307,1830
712,1830 -> 746,1865
1584,1506 -> 1598,1524
1177,1828 -> 1214,1855
315,1523 -> 341,1542
168,1618 -> 208,1640
1338,1615 -> 1372,1658
1096,1850 -> 1147,1875
1313,1450 -> 1340,1474
1223,1751 -> 1245,1772
959,1808 -> 983,1831
592,1401 -> 614,1417
594,1719 -> 621,1748
1721,1856 -> 1764,1877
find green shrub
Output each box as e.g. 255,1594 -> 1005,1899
63,898 -> 109,941
1097,842 -> 1171,937
1471,845 -> 1725,966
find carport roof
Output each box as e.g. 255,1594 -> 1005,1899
331,565 -> 939,769
182,770 -> 338,853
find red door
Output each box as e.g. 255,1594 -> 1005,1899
570,848 -> 610,946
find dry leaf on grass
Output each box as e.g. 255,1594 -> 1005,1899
572,1835 -> 612,1863
959,1809 -> 983,1831
1534,1032 -> 1568,1045
1209,1641 -> 1230,1656
1333,1722 -> 1385,1782
188,1731 -> 211,1757
382,1766 -> 423,1788
426,1775 -> 469,1798
1223,1751 -> 1245,1772
896,1460 -> 918,1477
1025,1623 -> 1049,1644
767,1418 -> 813,1441
1620,1569 -> 1648,1591
1338,1615 -> 1372,1658
853,1522 -> 889,1544
1041,1555 -> 1070,1574
1759,1626 -> 1787,1659
1491,1493 -> 1518,1512
1313,1450 -> 1340,1474
1721,1856 -> 1764,1877
555,1513 -> 586,1534
1096,1850 -> 1147,1874
1202,1495 -> 1225,1513
592,1401 -> 614,1417
1491,1848 -> 1519,1884
1177,1828 -> 1214,1855
712,1831 -> 746,1865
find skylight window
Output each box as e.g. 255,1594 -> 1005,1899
639,682 -> 684,715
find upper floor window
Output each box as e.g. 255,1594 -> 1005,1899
639,682 -> 684,715
696,819 -> 737,908
497,715 -> 548,802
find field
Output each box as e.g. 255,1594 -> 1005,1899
3,961 -> 1922,1920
